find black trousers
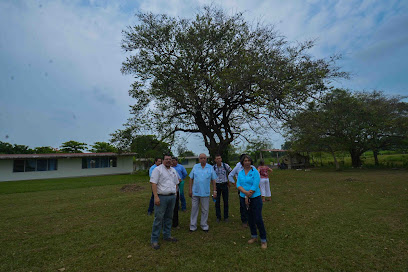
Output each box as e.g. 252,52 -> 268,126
215,183 -> 229,219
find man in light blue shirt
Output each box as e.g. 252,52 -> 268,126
188,153 -> 217,232
147,158 -> 162,215
172,157 -> 188,211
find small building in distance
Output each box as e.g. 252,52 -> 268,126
178,156 -> 199,169
0,152 -> 136,182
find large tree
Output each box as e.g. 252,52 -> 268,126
284,89 -> 408,168
115,6 -> 346,159
357,91 -> 408,165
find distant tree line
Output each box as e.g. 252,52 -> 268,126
0,135 -> 196,159
0,140 -> 117,154
283,89 -> 408,169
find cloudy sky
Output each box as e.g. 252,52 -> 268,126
1,0 -> 407,155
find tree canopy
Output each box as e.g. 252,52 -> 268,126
114,6 -> 346,159
89,142 -> 117,153
0,141 -> 33,154
130,135 -> 171,159
60,141 -> 88,153
284,89 -> 408,168
34,146 -> 57,154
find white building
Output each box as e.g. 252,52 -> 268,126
0,152 -> 136,182
178,156 -> 199,169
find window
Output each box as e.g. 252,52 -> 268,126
37,159 -> 48,171
25,159 -> 36,172
82,157 -> 117,169
48,159 -> 58,171
180,159 -> 188,165
13,159 -> 58,172
13,160 -> 25,172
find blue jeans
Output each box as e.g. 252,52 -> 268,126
239,191 -> 248,223
240,196 -> 267,242
148,192 -> 154,213
151,194 -> 176,243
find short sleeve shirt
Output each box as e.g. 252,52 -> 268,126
150,164 -> 179,195
258,166 -> 269,178
189,163 -> 217,197
237,168 -> 261,198
214,163 -> 232,183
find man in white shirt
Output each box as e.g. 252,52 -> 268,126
150,154 -> 179,250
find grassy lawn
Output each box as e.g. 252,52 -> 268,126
0,169 -> 407,271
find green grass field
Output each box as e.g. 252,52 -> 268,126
1,169 -> 407,271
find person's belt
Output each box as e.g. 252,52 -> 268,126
158,193 -> 176,196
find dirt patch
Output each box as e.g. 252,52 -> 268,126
344,177 -> 363,182
120,184 -> 144,193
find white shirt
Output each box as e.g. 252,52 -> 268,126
150,164 -> 179,195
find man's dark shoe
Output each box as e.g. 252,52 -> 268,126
163,237 -> 178,242
151,242 -> 160,250
224,218 -> 229,223
216,218 -> 220,223
147,211 -> 152,216
203,229 -> 209,233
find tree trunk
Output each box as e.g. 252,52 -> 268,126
207,141 -> 231,164
373,150 -> 379,166
350,149 -> 363,168
329,149 -> 340,171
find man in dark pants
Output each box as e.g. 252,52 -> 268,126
213,154 -> 232,222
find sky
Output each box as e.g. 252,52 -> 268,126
1,0 -> 407,155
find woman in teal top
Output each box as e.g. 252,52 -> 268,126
237,155 -> 267,249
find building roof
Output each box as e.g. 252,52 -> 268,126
0,152 -> 137,160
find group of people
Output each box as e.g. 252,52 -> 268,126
148,153 -> 273,250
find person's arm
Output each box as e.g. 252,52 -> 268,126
249,170 -> 261,194
211,168 -> 217,197
212,179 -> 217,198
188,167 -> 195,197
150,167 -> 160,205
151,183 -> 160,206
189,178 -> 194,197
228,166 -> 238,183
226,164 -> 233,187
181,166 -> 188,181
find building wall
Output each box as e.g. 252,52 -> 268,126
180,158 -> 198,169
0,157 -> 134,182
